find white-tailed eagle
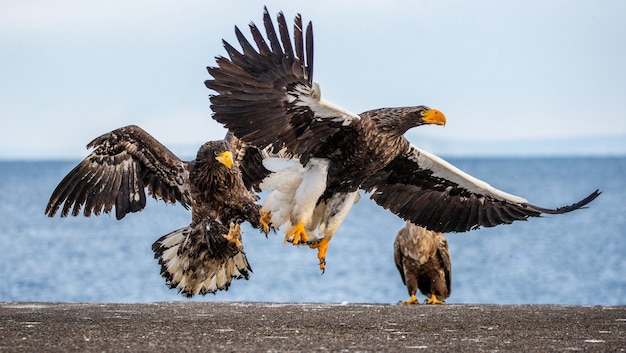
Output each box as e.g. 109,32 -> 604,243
205,8 -> 601,272
45,125 -> 271,296
394,221 -> 451,305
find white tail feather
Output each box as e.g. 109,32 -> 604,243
153,226 -> 251,297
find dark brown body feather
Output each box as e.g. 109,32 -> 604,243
188,140 -> 263,228
394,222 -> 451,303
45,125 -> 266,296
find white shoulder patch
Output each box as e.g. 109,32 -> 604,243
287,82 -> 360,126
407,144 -> 528,204
262,157 -> 301,173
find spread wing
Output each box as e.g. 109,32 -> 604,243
205,8 -> 360,161
45,125 -> 191,220
363,144 -> 601,233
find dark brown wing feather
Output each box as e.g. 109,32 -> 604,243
45,125 -> 191,220
206,8 -> 355,162
436,235 -> 452,295
393,233 -> 407,286
225,131 -> 271,192
364,145 -> 601,233
225,131 -> 295,192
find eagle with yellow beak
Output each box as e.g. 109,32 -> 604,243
205,8 -> 600,273
395,222 -> 451,305
45,125 -> 271,296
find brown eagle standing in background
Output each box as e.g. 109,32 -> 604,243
394,222 -> 451,305
205,8 -> 601,272
45,125 -> 271,296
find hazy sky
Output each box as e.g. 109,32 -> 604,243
1,0 -> 625,159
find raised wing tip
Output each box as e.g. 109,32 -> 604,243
530,189 -> 601,215
44,204 -> 57,217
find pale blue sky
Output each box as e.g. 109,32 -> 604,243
1,0 -> 625,159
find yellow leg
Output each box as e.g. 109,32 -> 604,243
401,294 -> 420,305
286,221 -> 308,245
309,237 -> 330,273
223,223 -> 243,250
425,294 -> 444,305
259,209 -> 272,235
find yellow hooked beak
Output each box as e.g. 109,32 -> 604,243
215,150 -> 233,169
422,109 -> 446,126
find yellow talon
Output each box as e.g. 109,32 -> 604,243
286,222 -> 308,245
401,295 -> 419,305
425,294 -> 444,305
223,223 -> 243,250
309,237 -> 329,273
259,209 -> 272,235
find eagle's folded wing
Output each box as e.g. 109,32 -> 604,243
206,8 -> 360,162
362,144 -> 601,233
45,125 -> 191,220
436,235 -> 452,294
226,131 -> 295,192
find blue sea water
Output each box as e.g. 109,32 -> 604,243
0,157 -> 624,305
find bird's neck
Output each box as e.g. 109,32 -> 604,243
363,108 -> 415,136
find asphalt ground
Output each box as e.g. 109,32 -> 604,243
1,302 -> 624,352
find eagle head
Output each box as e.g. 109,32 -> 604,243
197,141 -> 233,169
406,106 -> 446,129
369,106 -> 446,134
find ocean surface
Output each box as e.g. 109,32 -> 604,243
1,157 -> 624,305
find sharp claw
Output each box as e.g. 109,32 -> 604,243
309,237 -> 329,273
285,222 -> 308,245
224,222 -> 243,250
401,295 -> 420,305
259,209 -> 272,236
283,224 -> 330,273
425,294 -> 444,305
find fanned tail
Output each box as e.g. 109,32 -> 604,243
151,221 -> 252,297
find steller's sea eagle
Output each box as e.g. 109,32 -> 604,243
394,221 -> 451,305
205,8 -> 601,272
45,125 -> 272,296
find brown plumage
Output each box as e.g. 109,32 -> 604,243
45,125 -> 271,296
394,222 -> 451,305
204,8 -> 600,272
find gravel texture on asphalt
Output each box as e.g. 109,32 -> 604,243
1,302 -> 624,352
